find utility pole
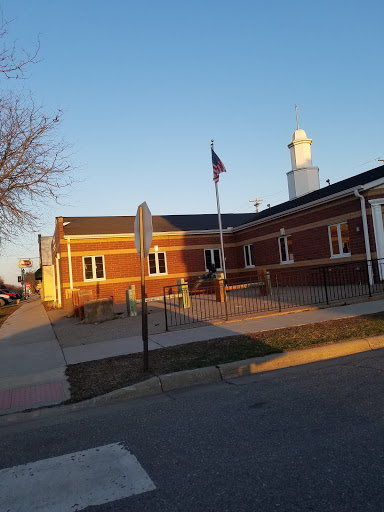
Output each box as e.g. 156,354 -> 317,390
249,199 -> 263,213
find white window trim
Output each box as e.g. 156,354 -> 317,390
243,244 -> 255,268
328,222 -> 351,259
148,252 -> 168,276
204,248 -> 223,271
82,255 -> 106,281
369,198 -> 384,263
278,236 -> 294,265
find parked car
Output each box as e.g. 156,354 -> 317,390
0,293 -> 12,305
0,289 -> 21,299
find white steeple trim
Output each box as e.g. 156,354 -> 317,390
286,127 -> 319,199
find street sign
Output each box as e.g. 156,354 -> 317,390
134,202 -> 153,257
134,202 -> 153,372
18,259 -> 32,268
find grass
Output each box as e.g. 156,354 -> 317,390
65,311 -> 384,403
0,304 -> 20,328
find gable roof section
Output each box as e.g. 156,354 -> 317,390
61,165 -> 384,237
62,213 -> 256,236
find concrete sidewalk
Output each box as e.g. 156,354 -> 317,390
0,297 -> 70,414
1,296 -> 384,415
63,299 -> 384,364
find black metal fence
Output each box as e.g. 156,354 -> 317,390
163,258 -> 384,330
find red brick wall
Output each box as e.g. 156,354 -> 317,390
56,191 -> 384,306
233,195 -> 369,270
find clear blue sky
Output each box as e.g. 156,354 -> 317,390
0,0 -> 383,285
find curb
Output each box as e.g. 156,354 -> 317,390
160,366 -> 222,392
76,377 -> 163,407
218,339 -> 373,379
2,335 -> 384,420
83,334 -> 384,406
84,367 -> 222,407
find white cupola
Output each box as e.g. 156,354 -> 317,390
286,110 -> 319,199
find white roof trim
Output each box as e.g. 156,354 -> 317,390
63,228 -> 233,239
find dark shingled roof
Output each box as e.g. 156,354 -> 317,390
62,165 -> 384,236
62,213 -> 256,236
249,164 -> 384,224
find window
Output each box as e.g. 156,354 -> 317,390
244,244 -> 255,267
148,252 -> 167,275
83,255 -> 105,281
204,248 -> 222,271
328,223 -> 351,257
278,236 -> 294,264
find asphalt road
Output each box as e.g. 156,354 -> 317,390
1,349 -> 383,511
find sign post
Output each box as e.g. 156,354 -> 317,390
18,259 -> 32,299
134,202 -> 153,371
21,269 -> 25,297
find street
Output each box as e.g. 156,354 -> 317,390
1,349 -> 383,512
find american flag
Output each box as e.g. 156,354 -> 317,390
211,148 -> 227,183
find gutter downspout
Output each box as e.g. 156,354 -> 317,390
67,237 -> 73,290
354,187 -> 373,285
55,254 -> 62,307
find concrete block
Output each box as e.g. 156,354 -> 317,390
78,290 -> 93,320
66,296 -> 74,318
83,297 -> 114,324
159,366 -> 222,392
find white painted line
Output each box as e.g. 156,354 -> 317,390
0,443 -> 156,512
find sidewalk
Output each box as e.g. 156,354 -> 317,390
63,299 -> 384,363
0,297 -> 70,414
1,297 -> 384,414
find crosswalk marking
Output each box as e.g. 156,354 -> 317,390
0,443 -> 156,511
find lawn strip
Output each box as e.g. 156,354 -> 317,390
0,304 -> 20,328
65,312 -> 384,403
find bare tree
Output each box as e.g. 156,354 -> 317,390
0,14 -> 40,79
0,94 -> 74,238
0,15 -> 73,240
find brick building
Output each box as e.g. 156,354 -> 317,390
40,126 -> 384,306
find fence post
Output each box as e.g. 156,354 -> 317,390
366,261 -> 372,297
163,287 -> 169,331
223,278 -> 229,321
275,274 -> 281,312
322,267 -> 330,305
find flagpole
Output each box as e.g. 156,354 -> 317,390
211,140 -> 227,280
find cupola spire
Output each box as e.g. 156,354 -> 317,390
295,103 -> 299,130
286,106 -> 320,199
